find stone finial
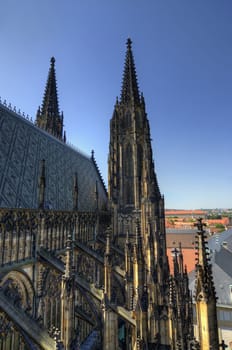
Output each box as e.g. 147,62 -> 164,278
38,159 -> 46,209
50,56 -> 55,66
73,172 -> 78,211
105,233 -> 110,256
64,234 -> 74,280
126,37 -> 132,49
95,181 -> 99,210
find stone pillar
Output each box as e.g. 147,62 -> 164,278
60,236 -> 75,349
102,298 -> 118,350
38,159 -> 46,209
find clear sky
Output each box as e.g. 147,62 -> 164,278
0,0 -> 232,209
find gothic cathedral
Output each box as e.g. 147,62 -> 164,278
0,39 -> 219,349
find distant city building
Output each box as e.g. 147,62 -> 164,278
165,209 -> 206,218
165,209 -> 231,233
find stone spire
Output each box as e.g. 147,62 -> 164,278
120,38 -> 140,105
38,159 -> 46,209
194,218 -> 219,350
35,57 -> 65,140
195,218 -> 217,301
104,233 -> 111,301
107,39 -> 170,347
108,39 -> 161,213
61,234 -> 75,349
73,173 -> 78,211
41,57 -> 59,119
102,233 -> 119,349
64,234 -> 73,279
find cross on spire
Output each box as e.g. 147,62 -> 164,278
171,247 -> 179,256
194,217 -> 207,232
219,340 -> 228,350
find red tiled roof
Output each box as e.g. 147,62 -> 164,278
165,210 -> 205,216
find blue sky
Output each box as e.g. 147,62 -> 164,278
0,0 -> 232,209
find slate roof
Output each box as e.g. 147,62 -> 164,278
208,229 -> 232,252
0,103 -> 107,211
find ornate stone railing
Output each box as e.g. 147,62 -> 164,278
0,96 -> 33,122
0,208 -> 110,267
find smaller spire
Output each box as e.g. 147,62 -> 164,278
95,181 -> 99,210
38,159 -> 46,209
126,230 -> 129,245
104,232 -> 111,301
36,106 -> 41,117
178,242 -> 184,275
41,56 -> 59,118
73,173 -> 78,211
172,247 -> 179,277
61,233 -> 75,348
64,234 -> 74,279
140,92 -> 146,111
194,219 -> 219,350
124,230 -> 131,278
105,233 -> 110,257
133,243 -> 137,263
168,276 -> 176,306
194,218 -> 217,300
35,57 -> 64,140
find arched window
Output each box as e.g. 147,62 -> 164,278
137,144 -> 143,200
126,112 -> 131,128
124,144 -> 134,205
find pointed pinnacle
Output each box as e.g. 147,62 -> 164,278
126,38 -> 132,49
50,56 -> 55,66
106,233 -> 110,256
41,56 -> 60,117
65,234 -> 73,278
120,38 -> 140,104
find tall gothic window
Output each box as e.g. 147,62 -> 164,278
137,144 -> 143,200
124,144 -> 134,205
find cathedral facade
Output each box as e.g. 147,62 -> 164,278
0,40 -> 219,349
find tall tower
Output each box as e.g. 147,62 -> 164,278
108,38 -> 164,242
35,57 -> 65,140
194,218 -> 219,350
108,38 -> 170,348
